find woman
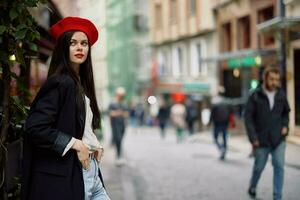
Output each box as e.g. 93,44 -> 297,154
21,17 -> 110,200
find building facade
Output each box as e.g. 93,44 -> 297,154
106,0 -> 151,103
150,0 -> 219,129
213,0 -> 300,136
257,0 -> 300,135
214,0 -> 279,100
286,0 -> 300,135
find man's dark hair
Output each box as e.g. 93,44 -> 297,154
263,66 -> 280,80
48,30 -> 101,130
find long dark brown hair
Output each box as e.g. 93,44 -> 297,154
48,31 -> 101,130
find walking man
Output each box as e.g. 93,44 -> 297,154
109,87 -> 129,165
244,67 -> 290,200
210,94 -> 232,160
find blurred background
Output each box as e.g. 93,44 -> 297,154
1,0 -> 300,199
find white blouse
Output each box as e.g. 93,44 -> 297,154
82,95 -> 103,152
62,95 -> 102,156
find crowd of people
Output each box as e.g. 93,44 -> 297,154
120,67 -> 289,200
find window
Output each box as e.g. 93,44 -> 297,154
190,42 -> 199,77
238,16 -> 251,49
158,51 -> 169,76
221,22 -> 232,52
170,0 -> 177,24
155,4 -> 162,29
190,40 -> 207,77
172,45 -> 184,77
258,6 -> 275,47
196,44 -> 203,74
197,42 -> 207,75
178,47 -> 183,74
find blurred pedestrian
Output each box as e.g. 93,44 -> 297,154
108,87 -> 129,165
135,102 -> 145,126
210,94 -> 232,160
185,99 -> 198,135
129,101 -> 137,128
244,67 -> 290,200
157,101 -> 170,139
22,17 -> 110,200
170,101 -> 186,143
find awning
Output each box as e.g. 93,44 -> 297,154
213,49 -> 277,62
156,81 -> 211,94
257,16 -> 300,33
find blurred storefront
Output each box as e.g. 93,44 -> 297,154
213,0 -> 279,102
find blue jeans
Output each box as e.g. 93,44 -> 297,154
213,122 -> 228,154
83,158 -> 110,200
250,141 -> 286,200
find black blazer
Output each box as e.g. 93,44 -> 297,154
21,74 -> 104,200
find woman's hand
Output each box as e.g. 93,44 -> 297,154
94,148 -> 104,162
281,127 -> 288,136
72,139 -> 90,169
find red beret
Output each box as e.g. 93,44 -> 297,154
50,17 -> 98,45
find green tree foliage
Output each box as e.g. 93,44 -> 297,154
0,0 -> 42,198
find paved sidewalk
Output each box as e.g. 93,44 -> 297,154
101,127 -> 300,200
188,130 -> 300,169
99,137 -> 138,200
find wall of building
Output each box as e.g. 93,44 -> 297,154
151,0 -> 215,44
286,0 -> 300,135
51,0 -> 79,16
150,0 -> 218,101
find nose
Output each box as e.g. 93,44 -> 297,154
76,44 -> 83,51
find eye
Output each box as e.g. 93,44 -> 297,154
81,41 -> 88,46
70,40 -> 77,46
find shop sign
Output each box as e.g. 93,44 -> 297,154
228,56 -> 261,68
183,83 -> 210,93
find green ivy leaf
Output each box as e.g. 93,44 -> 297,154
25,0 -> 38,7
0,25 -> 6,35
15,28 -> 27,40
16,24 -> 27,31
34,31 -> 40,40
29,42 -> 38,52
9,9 -> 18,20
17,5 -> 24,13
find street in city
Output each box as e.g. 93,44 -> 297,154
100,125 -> 300,200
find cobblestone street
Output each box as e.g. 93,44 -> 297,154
100,126 -> 300,200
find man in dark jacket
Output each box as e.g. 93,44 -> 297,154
109,87 -> 129,166
210,95 -> 232,160
244,67 -> 290,200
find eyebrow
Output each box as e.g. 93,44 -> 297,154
70,39 -> 88,42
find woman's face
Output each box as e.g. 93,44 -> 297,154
69,31 -> 89,67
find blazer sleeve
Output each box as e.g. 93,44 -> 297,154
244,92 -> 258,143
25,76 -> 73,155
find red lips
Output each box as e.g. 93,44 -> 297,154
74,53 -> 84,58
